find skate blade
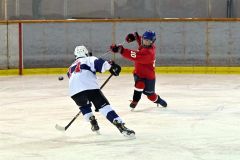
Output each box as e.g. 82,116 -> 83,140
123,133 -> 136,139
122,131 -> 136,138
130,108 -> 135,112
93,130 -> 101,135
157,104 -> 168,108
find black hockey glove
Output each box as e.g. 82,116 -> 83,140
125,33 -> 136,43
109,62 -> 121,76
110,44 -> 123,54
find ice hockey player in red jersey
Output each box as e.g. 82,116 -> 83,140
67,45 -> 135,137
110,30 -> 167,110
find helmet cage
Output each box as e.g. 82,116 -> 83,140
74,46 -> 89,59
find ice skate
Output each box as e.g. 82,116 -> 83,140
156,97 -> 167,107
113,120 -> 135,137
89,116 -> 100,134
129,101 -> 138,111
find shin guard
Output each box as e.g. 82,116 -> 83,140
99,105 -> 123,123
79,103 -> 94,121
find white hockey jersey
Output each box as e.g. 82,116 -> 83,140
67,56 -> 112,96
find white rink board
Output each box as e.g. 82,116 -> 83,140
0,74 -> 240,160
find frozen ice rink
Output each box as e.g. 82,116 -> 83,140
0,74 -> 240,160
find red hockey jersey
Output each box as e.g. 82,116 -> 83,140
121,37 -> 156,80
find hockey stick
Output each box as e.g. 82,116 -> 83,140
100,74 -> 113,89
55,111 -> 81,131
55,74 -> 114,131
99,41 -> 126,58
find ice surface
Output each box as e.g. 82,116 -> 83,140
0,74 -> 240,160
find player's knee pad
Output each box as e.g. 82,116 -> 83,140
99,105 -> 120,123
147,93 -> 158,102
134,81 -> 145,91
79,103 -> 92,115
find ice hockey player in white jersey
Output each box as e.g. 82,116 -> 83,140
67,45 -> 135,137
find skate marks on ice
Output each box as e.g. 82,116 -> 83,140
127,101 -> 240,130
117,101 -> 231,124
0,134 -> 136,153
1,75 -> 240,160
0,121 -> 137,157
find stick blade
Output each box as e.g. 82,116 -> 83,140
55,124 -> 66,131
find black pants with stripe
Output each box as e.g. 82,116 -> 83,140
71,89 -> 110,111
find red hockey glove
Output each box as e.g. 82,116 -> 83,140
125,33 -> 136,43
110,44 -> 123,54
